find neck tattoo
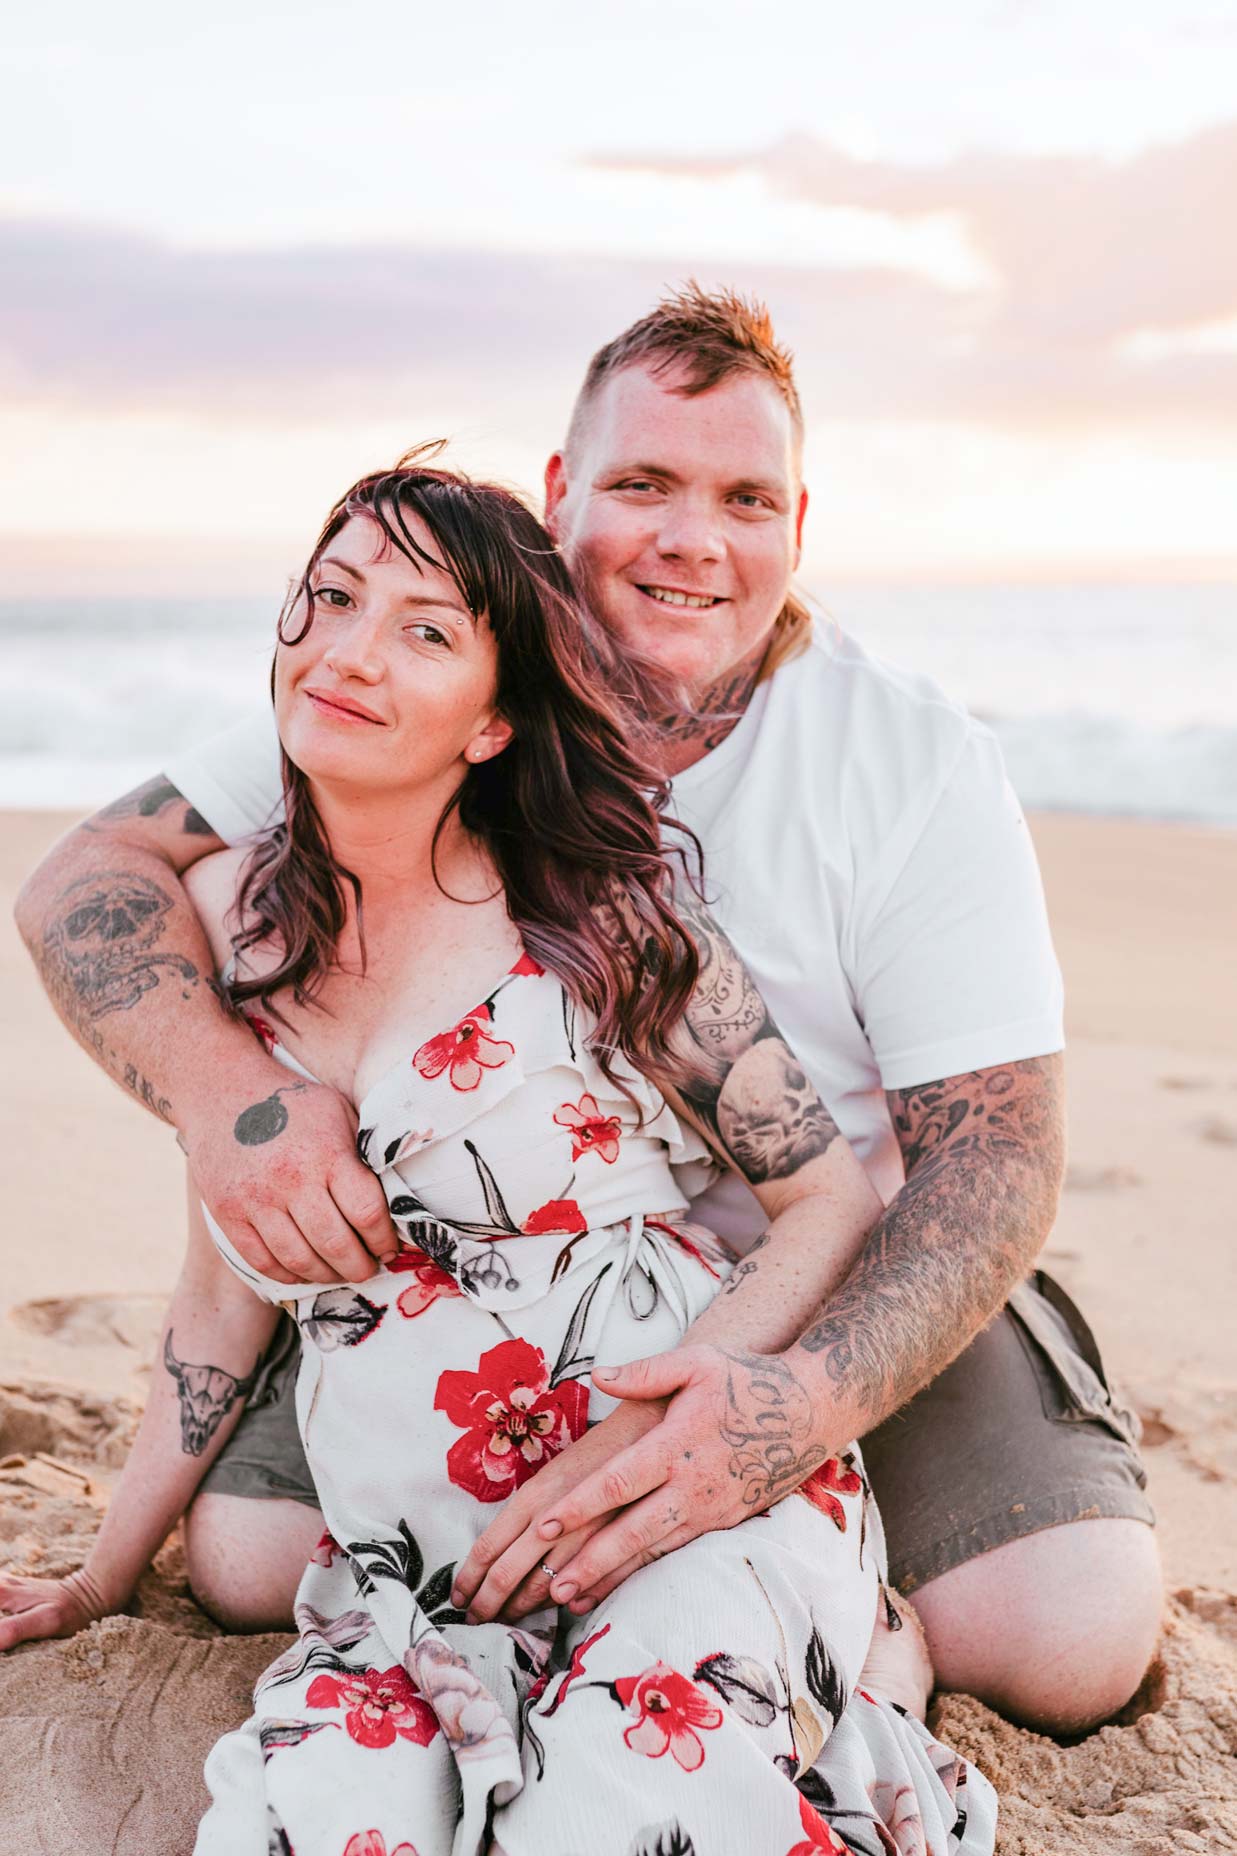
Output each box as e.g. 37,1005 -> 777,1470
651,642 -> 766,771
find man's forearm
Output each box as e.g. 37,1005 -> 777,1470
15,815 -> 257,1126
784,1056 -> 1066,1445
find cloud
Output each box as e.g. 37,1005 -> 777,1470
585,121 -> 1237,426
0,218 -> 674,424
4,119 -> 1236,442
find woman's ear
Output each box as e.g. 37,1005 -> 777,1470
466,714 -> 515,764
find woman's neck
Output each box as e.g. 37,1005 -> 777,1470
306,775 -> 493,903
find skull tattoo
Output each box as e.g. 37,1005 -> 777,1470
44,872 -> 198,1018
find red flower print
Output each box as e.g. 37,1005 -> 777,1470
306,1663 -> 438,1751
388,1246 -> 463,1319
554,1092 -> 622,1165
434,1337 -> 589,1503
244,1011 -> 278,1054
413,1004 -> 514,1093
521,1198 -> 587,1237
797,1454 -> 864,1532
310,1529 -> 341,1568
509,951 -> 545,978
342,1835 -> 419,1856
543,1622 -> 611,1716
787,1791 -> 850,1855
614,1662 -> 723,1771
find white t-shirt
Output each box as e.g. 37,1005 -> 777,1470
165,620 -> 1063,1245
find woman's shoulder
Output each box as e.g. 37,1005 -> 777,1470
182,843 -> 254,972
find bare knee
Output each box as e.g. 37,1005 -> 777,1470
913,1518 -> 1163,1736
183,1491 -> 324,1633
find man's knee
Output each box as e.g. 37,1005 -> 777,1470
183,1490 -> 324,1633
912,1517 -> 1163,1736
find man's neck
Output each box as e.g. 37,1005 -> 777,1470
651,638 -> 767,778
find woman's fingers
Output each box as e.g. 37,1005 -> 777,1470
0,1578 -> 87,1651
492,1524 -> 599,1623
452,1481 -> 552,1609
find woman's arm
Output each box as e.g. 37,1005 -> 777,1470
0,1178 -> 279,1650
454,899 -> 883,1622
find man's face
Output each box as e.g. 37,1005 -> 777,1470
545,364 -> 807,692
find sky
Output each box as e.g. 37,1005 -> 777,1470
3,0 -> 1237,593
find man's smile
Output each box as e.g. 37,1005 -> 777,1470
636,585 -> 727,610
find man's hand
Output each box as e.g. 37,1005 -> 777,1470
453,1343 -> 827,1621
182,1071 -> 399,1285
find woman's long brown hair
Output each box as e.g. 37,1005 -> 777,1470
226,446 -> 702,1099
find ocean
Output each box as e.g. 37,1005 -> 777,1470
1,583 -> 1234,827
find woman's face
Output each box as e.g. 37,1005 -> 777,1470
275,512 -> 512,796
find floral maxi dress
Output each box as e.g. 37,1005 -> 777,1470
195,954 -> 997,1856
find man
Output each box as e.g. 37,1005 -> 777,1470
16,286 -> 1160,1733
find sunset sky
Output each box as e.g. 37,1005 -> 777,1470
4,0 -> 1236,593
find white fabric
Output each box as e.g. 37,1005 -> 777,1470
165,620 -> 1063,1241
195,983 -> 996,1856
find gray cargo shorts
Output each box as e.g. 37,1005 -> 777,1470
199,1269 -> 1153,1593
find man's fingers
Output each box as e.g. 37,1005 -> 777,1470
292,1190 -> 381,1284
217,1216 -> 299,1286
548,1494 -> 686,1603
252,1208 -> 336,1284
566,1523 -> 699,1613
535,1439 -> 668,1542
592,1349 -> 696,1402
329,1162 -> 401,1263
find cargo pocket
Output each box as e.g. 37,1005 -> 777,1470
1007,1271 -> 1146,1474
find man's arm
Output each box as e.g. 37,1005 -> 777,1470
15,775 -> 398,1283
788,1053 -> 1065,1437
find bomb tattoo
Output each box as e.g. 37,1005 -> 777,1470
233,1083 -> 307,1146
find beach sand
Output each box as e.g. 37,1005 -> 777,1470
2,807 -> 1234,1852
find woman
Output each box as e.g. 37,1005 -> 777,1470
1,455 -> 995,1855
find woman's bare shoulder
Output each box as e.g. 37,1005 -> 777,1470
182,843 -> 254,971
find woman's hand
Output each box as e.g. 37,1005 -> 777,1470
451,1396 -> 668,1623
529,1344 -> 825,1610
0,1567 -> 110,1651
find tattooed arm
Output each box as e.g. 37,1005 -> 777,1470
14,778 -> 397,1283
0,1182 -> 278,1650
781,1055 -> 1066,1439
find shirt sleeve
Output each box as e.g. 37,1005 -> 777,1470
163,710 -> 284,845
851,725 -> 1065,1090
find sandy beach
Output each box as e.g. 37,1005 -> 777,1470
2,806 -> 1234,1852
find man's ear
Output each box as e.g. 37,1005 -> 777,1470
792,484 -> 809,571
544,452 -> 567,539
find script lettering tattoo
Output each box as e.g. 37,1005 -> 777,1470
796,1056 -> 1065,1420
122,1061 -> 174,1124
99,774 -> 214,837
647,640 -> 765,763
41,870 -> 200,1020
717,1348 -> 821,1509
233,1083 -> 307,1146
671,893 -> 840,1183
721,1230 -> 771,1298
163,1330 -> 261,1456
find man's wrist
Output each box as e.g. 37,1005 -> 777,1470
778,1341 -> 867,1454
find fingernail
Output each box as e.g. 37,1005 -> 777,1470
551,1579 -> 577,1602
450,1587 -> 465,1608
593,1365 -> 618,1381
539,1520 -> 563,1540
